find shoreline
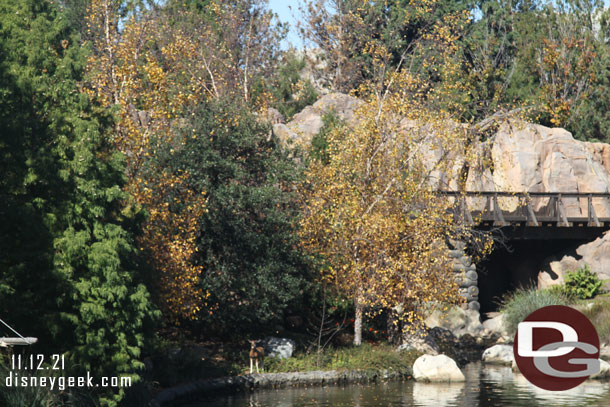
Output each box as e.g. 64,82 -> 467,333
150,368 -> 412,407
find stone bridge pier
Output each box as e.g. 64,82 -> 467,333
448,240 -> 479,312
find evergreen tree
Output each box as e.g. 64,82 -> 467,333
0,0 -> 156,404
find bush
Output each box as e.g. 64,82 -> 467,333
562,265 -> 603,300
500,286 -> 570,335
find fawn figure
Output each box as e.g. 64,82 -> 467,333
249,340 -> 265,374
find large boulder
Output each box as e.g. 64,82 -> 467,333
262,337 -> 295,360
482,344 -> 514,366
425,305 -> 485,337
278,96 -> 610,214
482,313 -> 510,340
273,92 -> 363,147
412,354 -> 465,382
538,230 -> 610,289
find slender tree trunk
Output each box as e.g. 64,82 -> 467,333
387,310 -> 401,345
354,297 -> 363,346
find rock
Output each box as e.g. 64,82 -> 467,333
482,344 -> 514,366
424,327 -> 498,367
412,354 -> 466,382
489,122 -> 610,216
585,142 -> 610,175
467,301 -> 481,312
264,107 -> 284,124
262,337 -> 295,360
425,305 -> 485,338
398,331 -> 439,355
482,313 -> 509,339
272,123 -> 298,145
590,359 -> 610,379
538,230 -> 610,289
600,343 -> 610,362
281,92 -> 363,147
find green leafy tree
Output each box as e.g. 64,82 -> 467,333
268,50 -> 318,120
160,99 -> 310,335
0,0 -> 156,404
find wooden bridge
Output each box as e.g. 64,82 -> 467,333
439,191 -> 610,240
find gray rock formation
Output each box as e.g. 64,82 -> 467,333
482,313 -> 510,340
447,240 -> 480,312
272,92 -> 362,146
590,359 -> 610,379
397,331 -> 440,355
280,93 -> 610,206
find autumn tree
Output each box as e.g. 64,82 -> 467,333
84,0 -> 289,323
299,1 -> 485,345
84,0 -> 207,322
299,0 -> 472,93
532,0 -> 602,128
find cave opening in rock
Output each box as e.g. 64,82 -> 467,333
476,239 -> 588,317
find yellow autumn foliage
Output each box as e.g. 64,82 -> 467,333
299,2 -> 492,343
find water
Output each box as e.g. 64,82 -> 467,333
182,363 -> 610,407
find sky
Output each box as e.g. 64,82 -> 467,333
268,0 -> 305,49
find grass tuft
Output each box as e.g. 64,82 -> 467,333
499,286 -> 570,335
264,343 -> 419,374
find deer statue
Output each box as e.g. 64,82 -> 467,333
249,340 -> 265,374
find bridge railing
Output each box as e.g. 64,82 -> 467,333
438,191 -> 610,227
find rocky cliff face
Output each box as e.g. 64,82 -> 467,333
272,92 -> 362,147
487,122 -> 610,217
276,93 -> 610,289
276,93 -> 610,215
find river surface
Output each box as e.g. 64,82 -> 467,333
182,363 -> 610,407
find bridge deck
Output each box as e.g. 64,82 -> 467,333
439,191 -> 610,228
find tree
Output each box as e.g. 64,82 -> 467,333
160,99 -> 311,336
300,93 -> 472,345
570,41 -> 610,142
268,50 -> 319,120
533,0 -> 601,128
84,0 -> 289,323
0,0 -> 156,404
300,0 -> 472,93
463,0 -> 609,128
299,7 -> 486,345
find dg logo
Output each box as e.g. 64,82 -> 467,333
513,305 -> 600,391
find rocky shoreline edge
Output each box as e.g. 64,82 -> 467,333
150,369 -> 411,407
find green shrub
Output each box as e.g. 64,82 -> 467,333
500,286 -> 570,335
563,265 -> 603,300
